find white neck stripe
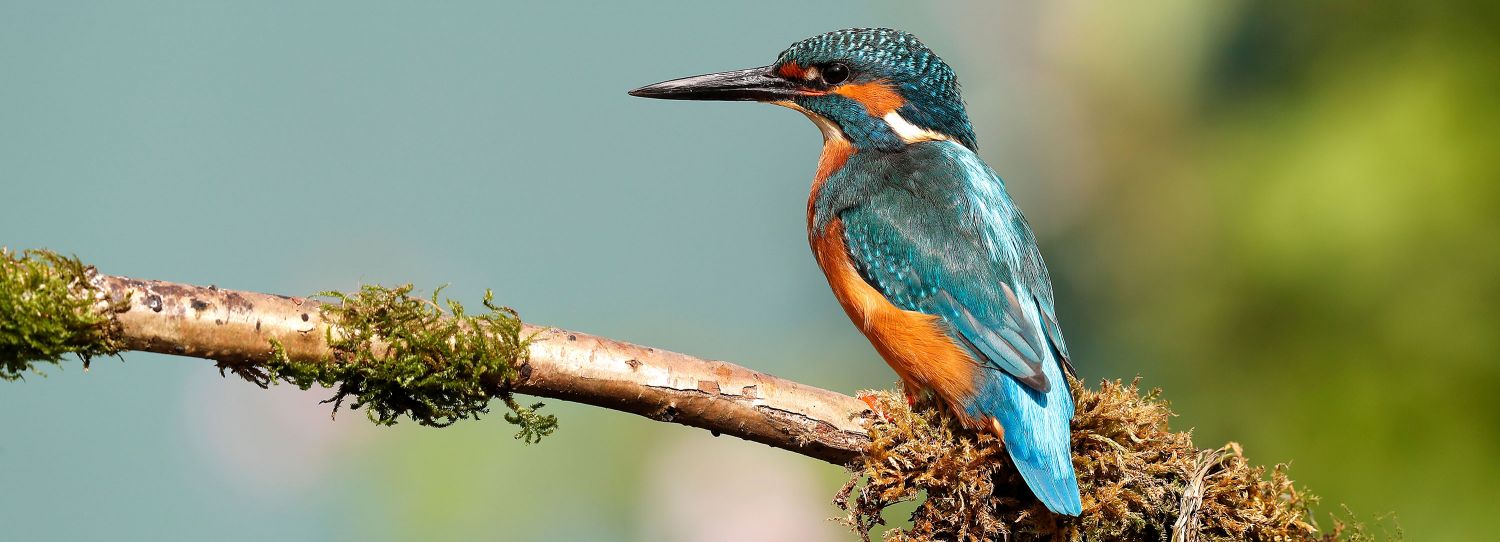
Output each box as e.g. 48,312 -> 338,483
773,101 -> 946,146
883,111 -> 950,144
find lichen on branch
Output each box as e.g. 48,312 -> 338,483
1,248 -> 125,379
838,379 -> 1394,542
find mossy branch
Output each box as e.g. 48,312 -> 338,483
0,248 -> 866,461
231,284 -> 554,439
0,249 -> 126,379
841,382 -> 1394,541
0,249 -> 1391,541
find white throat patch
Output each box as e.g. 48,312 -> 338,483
774,100 -> 847,143
882,111 -> 950,144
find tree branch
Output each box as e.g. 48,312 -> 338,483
90,273 -> 874,465
2,249 -> 1386,541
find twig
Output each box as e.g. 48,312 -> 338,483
1173,446 -> 1230,542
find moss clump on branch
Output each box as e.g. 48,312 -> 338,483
838,379 -> 1393,542
1,246 -> 557,440
227,284 -> 557,442
1,248 -> 125,379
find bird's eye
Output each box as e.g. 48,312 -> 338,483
822,63 -> 850,85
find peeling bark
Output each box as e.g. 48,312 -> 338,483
89,273 -> 874,465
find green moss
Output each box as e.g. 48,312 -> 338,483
0,248 -> 125,379
227,284 -> 557,442
1322,508 -> 1404,542
1,247 -> 554,441
839,380 -> 1398,542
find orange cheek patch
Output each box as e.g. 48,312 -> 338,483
833,81 -> 906,117
777,62 -> 807,79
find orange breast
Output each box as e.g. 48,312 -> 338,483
810,218 -> 979,411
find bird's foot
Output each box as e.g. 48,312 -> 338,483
858,392 -> 896,423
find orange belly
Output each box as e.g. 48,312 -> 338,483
811,219 -> 979,411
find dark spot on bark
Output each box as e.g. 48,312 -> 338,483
567,334 -> 576,341
659,405 -> 679,422
173,345 -> 186,354
710,430 -> 721,437
646,347 -> 655,353
625,359 -> 641,370
224,292 -> 254,314
190,298 -> 210,311
301,313 -> 309,322
214,319 -> 223,325
146,294 -> 163,313
208,285 -> 218,291
514,362 -> 533,384
255,320 -> 261,332
149,283 -> 193,299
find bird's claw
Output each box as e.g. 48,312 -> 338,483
858,392 -> 897,423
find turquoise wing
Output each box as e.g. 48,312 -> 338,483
826,140 -> 1081,515
836,156 -> 1063,393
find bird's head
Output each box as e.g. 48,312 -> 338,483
630,28 -> 977,152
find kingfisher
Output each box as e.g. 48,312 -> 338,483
630,28 -> 1082,515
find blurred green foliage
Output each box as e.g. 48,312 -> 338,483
1044,2 -> 1498,539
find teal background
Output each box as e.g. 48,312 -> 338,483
2,1 -> 1494,540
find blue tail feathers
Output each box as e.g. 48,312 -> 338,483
1003,418 -> 1083,515
967,347 -> 1082,515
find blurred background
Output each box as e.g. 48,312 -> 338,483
2,1 -> 1494,540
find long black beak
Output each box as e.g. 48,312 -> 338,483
628,66 -> 804,102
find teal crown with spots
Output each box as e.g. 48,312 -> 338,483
776,28 -> 977,150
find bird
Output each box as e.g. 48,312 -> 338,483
629,28 -> 1082,516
